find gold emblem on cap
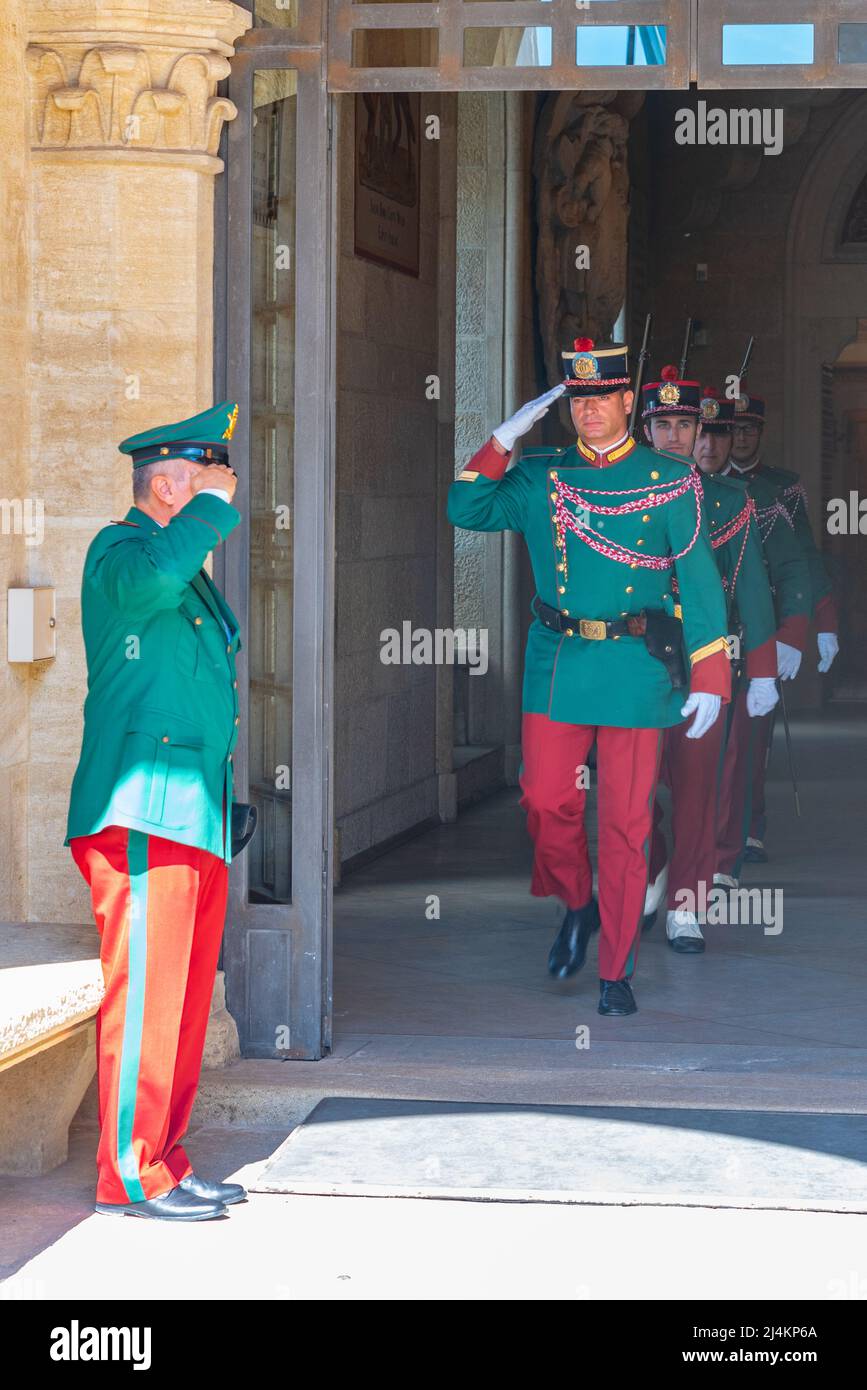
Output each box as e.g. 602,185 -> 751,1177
222,403 -> 239,440
659,382 -> 681,406
701,397 -> 721,421
572,353 -> 598,380
734,394 -> 749,415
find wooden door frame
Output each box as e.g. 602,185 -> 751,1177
220,35 -> 336,1059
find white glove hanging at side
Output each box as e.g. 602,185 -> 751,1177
776,640 -> 802,681
746,677 -> 779,718
492,384 -> 567,454
817,632 -> 839,674
681,692 -> 722,740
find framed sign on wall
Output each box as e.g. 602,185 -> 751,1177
354,92 -> 421,276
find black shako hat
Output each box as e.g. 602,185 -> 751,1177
733,381 -> 766,424
699,386 -> 735,433
560,337 -> 631,397
642,364 -> 702,418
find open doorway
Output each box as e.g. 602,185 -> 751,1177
328,81 -> 867,1088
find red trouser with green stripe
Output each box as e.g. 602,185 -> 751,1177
519,714 -> 663,981
70,825 -> 228,1204
648,710 -> 727,909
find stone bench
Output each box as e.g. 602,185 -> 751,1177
0,923 -> 239,1175
0,924 -> 102,1175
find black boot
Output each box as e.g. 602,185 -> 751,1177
547,898 -> 600,978
598,977 -> 638,1016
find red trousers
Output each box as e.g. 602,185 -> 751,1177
716,686 -> 771,876
70,825 -> 228,1204
649,712 -> 726,910
748,710 -> 773,840
519,713 -> 663,981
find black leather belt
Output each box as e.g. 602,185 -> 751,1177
532,596 -> 647,639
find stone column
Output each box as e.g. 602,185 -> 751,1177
0,0 -> 33,922
22,0 -> 251,921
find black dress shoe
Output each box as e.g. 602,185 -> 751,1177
668,934 -> 705,954
95,1185 -> 228,1221
547,898 -> 600,978
642,910 -> 657,932
180,1172 -> 248,1205
598,977 -> 638,1016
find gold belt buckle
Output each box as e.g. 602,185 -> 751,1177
578,619 -> 607,641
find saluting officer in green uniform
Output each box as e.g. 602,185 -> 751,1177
447,339 -> 731,1016
67,402 -> 252,1221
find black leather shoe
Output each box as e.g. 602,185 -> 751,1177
598,977 -> 638,1016
95,1185 -> 228,1221
668,934 -> 705,954
642,910 -> 657,932
547,898 -> 600,978
180,1172 -> 248,1205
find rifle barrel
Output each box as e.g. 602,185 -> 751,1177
738,335 -> 755,387
679,317 -> 693,379
629,312 -> 653,437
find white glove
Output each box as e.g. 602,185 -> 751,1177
746,677 -> 779,718
492,384 -> 567,453
817,632 -> 839,674
776,640 -> 802,681
681,692 -> 722,740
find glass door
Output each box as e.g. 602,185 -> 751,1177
222,36 -> 334,1058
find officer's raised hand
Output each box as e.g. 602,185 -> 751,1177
189,462 -> 238,502
680,692 -> 722,740
492,384 -> 567,455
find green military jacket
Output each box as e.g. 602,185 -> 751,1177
739,460 -> 832,613
732,467 -> 812,632
447,436 -> 729,729
701,472 -> 776,656
66,494 -> 242,864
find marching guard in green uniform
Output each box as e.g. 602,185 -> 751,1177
66,401 -> 254,1221
447,339 -> 731,1016
705,390 -> 813,885
641,373 -> 778,951
728,386 -> 839,862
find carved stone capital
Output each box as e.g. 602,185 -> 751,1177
26,1 -> 252,161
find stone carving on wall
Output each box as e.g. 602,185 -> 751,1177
27,43 -> 238,155
841,173 -> 867,245
533,92 -> 642,410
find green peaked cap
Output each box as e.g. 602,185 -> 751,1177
119,400 -> 239,468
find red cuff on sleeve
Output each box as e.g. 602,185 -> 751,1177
775,613 -> 809,652
466,437 -> 511,481
690,647 -> 732,703
813,594 -> 838,634
745,636 -> 778,679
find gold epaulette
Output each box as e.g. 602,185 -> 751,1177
690,637 -> 729,665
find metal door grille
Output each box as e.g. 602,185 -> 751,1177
314,0 -> 867,91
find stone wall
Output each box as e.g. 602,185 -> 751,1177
453,91 -> 506,752
0,0 -> 32,921
334,93 -> 451,862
